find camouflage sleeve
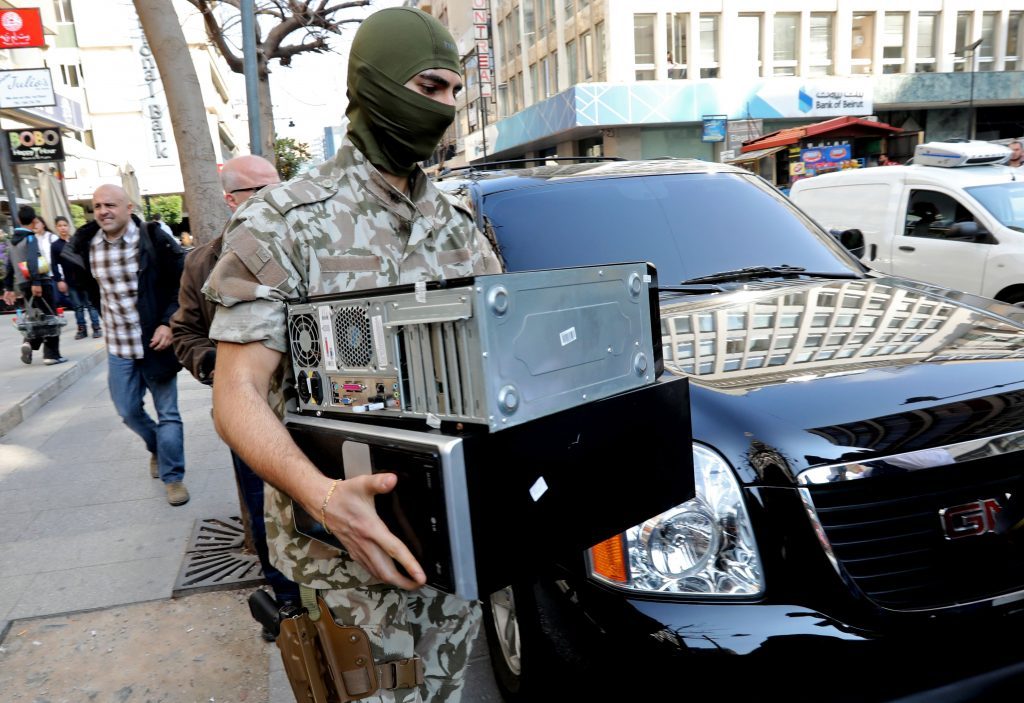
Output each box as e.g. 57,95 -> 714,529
203,201 -> 303,353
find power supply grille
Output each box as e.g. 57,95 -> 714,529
333,305 -> 373,368
288,313 -> 321,368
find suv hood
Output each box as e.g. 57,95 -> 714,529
661,277 -> 1024,485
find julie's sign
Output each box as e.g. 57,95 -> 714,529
0,68 -> 55,109
6,128 -> 65,164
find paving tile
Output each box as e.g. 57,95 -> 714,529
0,574 -> 34,621
8,555 -> 183,619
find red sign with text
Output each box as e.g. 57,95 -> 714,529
0,8 -> 45,49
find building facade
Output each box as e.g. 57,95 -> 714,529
0,0 -> 244,223
421,0 -> 1024,166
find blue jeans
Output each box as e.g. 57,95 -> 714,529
107,354 -> 185,483
231,450 -> 299,604
67,286 -> 100,330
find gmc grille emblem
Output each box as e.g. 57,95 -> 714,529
939,499 -> 1002,540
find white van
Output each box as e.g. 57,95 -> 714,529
790,140 -> 1024,302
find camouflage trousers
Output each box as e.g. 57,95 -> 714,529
320,584 -> 481,703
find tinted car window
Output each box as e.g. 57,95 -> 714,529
482,172 -> 861,283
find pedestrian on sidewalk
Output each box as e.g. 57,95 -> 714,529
204,8 -> 501,700
51,215 -> 102,340
61,185 -> 189,507
3,205 -> 67,366
171,154 -> 299,632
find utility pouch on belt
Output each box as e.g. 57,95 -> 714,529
311,595 -> 425,701
249,589 -> 424,702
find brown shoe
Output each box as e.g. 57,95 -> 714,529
165,482 -> 190,506
149,454 -> 159,479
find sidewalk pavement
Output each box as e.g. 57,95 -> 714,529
0,318 -> 502,701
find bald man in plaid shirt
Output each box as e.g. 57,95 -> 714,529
61,185 -> 189,506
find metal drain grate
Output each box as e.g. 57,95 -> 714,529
172,515 -> 266,597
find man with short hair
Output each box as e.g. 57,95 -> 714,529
171,154 -> 297,634
204,8 -> 500,700
3,205 -> 65,365
150,212 -> 173,237
1009,141 -> 1023,168
62,185 -> 189,506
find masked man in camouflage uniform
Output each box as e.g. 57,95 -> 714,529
203,8 -> 500,702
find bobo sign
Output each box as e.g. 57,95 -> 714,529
6,128 -> 64,164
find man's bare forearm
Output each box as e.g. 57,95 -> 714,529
212,342 -> 331,518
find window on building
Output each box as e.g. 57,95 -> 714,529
530,62 -> 540,102
544,52 -> 558,95
567,38 -> 578,84
667,13 -> 688,79
735,14 -> 762,78
537,0 -> 546,37
634,13 -> 656,80
773,13 -> 797,76
53,0 -> 74,22
809,13 -> 833,76
513,7 -> 522,51
580,0 -> 588,8
524,0 -> 536,43
851,13 -> 875,74
954,12 -> 972,72
699,14 -> 720,78
595,21 -> 606,79
882,13 -> 906,74
60,64 -> 80,87
547,0 -> 556,33
978,12 -> 997,71
565,0 -> 574,16
582,31 -> 594,80
1008,12 -> 1024,71
916,12 -> 938,73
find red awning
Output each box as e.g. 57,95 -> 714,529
740,116 -> 902,153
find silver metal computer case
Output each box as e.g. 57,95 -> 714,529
286,263 -> 660,431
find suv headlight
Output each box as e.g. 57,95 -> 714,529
588,444 -> 764,596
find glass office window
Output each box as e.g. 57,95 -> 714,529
1008,12 -> 1024,70
773,13 -> 798,76
700,14 -> 720,78
979,12 -> 997,71
524,0 -> 536,43
851,13 -> 874,74
809,13 -> 833,76
667,13 -> 688,79
567,38 -> 578,84
530,62 -> 540,102
596,21 -> 606,80
634,13 -> 656,80
882,13 -> 906,74
582,31 -> 594,80
954,12 -> 972,72
916,13 -> 937,72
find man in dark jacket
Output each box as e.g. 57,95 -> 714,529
61,184 -> 189,506
3,205 -> 65,365
171,154 -> 296,633
51,215 -> 102,340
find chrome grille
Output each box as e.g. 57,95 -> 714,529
806,456 -> 1024,611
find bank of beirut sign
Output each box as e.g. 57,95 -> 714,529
0,68 -> 55,109
5,127 -> 65,164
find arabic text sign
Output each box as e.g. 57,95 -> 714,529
798,84 -> 871,117
0,9 -> 44,49
0,68 -> 55,108
6,128 -> 65,164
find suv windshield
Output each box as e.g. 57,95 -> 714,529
482,172 -> 861,284
966,182 -> 1024,232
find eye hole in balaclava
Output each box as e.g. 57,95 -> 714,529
345,8 -> 461,178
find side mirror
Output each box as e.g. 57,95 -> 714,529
836,228 -> 865,258
948,220 -> 990,242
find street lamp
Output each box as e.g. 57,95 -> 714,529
962,37 -> 983,140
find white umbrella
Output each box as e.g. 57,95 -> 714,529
37,169 -> 72,226
120,162 -> 144,214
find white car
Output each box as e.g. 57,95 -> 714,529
790,140 -> 1024,302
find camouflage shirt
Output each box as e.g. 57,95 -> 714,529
204,137 -> 500,589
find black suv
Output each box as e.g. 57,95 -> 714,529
438,159 -> 1024,701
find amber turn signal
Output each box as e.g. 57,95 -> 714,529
589,534 -> 628,583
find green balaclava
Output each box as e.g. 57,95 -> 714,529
346,8 -> 461,178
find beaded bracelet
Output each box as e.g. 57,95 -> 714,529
321,478 -> 342,535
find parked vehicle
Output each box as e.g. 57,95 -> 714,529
438,158 -> 1024,701
790,140 -> 1024,303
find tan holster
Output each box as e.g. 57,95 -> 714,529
276,595 -> 425,703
